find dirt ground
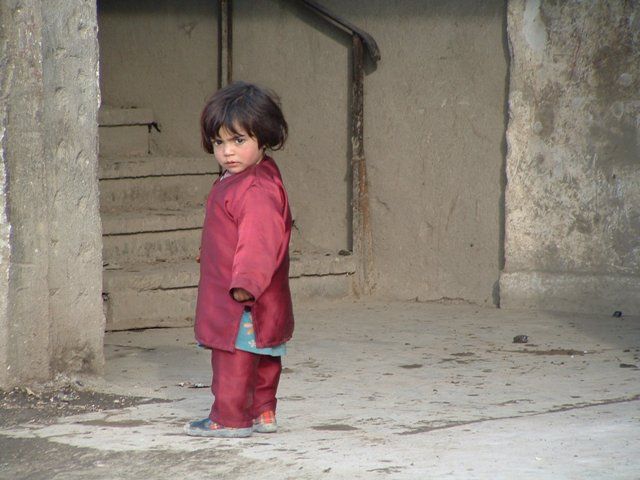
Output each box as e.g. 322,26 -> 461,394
0,378 -> 259,479
1,299 -> 639,479
0,380 -> 166,429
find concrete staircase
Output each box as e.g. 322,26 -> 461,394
99,107 -> 355,331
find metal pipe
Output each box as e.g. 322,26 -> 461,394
298,0 -> 380,64
351,34 -> 374,294
293,0 -> 379,293
217,0 -> 232,89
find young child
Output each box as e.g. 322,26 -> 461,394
184,81 -> 294,438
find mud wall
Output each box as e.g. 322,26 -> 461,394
0,0 -> 104,387
233,0 -> 508,300
501,1 -> 640,314
232,0 -> 351,252
97,0 -> 218,156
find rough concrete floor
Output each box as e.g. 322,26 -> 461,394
1,299 -> 639,479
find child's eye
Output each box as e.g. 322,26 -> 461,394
234,137 -> 246,145
212,139 -> 223,146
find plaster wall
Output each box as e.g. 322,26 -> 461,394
501,1 -> 640,314
97,0 -> 218,156
234,0 -> 508,300
0,0 -> 104,388
233,0 -> 351,252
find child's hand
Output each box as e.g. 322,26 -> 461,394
231,288 -> 254,303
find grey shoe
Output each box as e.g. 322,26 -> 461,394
184,418 -> 252,438
253,410 -> 278,433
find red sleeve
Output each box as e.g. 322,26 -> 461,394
229,181 -> 285,303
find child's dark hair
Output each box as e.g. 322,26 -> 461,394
201,81 -> 288,154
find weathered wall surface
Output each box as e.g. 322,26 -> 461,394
350,1 -> 507,303
501,1 -> 640,314
42,1 -> 105,373
234,0 -> 508,299
0,0 -> 52,386
0,0 -> 104,388
233,0 -> 351,252
97,0 -> 218,156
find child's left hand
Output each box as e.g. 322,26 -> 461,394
231,288 -> 254,303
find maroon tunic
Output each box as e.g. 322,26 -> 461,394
194,157 -> 294,351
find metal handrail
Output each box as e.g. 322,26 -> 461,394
295,0 -> 379,293
297,0 -> 381,65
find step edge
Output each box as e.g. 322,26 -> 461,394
103,255 -> 356,291
99,157 -> 219,179
98,107 -> 154,126
101,208 -> 205,235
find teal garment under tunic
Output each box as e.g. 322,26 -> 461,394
235,310 -> 286,356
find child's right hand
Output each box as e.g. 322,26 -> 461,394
231,288 -> 254,303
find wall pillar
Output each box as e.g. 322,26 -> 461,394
501,0 -> 640,314
0,0 -> 51,387
0,0 -> 104,388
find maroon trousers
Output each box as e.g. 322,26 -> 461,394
209,348 -> 282,428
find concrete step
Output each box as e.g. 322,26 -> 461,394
98,107 -> 155,158
104,259 -> 200,291
101,208 -> 204,235
100,208 -> 319,265
99,125 -> 149,157
102,208 -> 202,264
103,253 -> 356,330
103,261 -> 199,330
289,251 -> 356,278
290,251 -> 356,303
99,175 -> 214,212
101,207 -> 203,265
103,228 -> 201,265
99,157 -> 217,212
103,252 -> 356,291
98,107 -> 154,126
99,156 -> 218,179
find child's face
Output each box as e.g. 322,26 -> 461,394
212,126 -> 264,175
